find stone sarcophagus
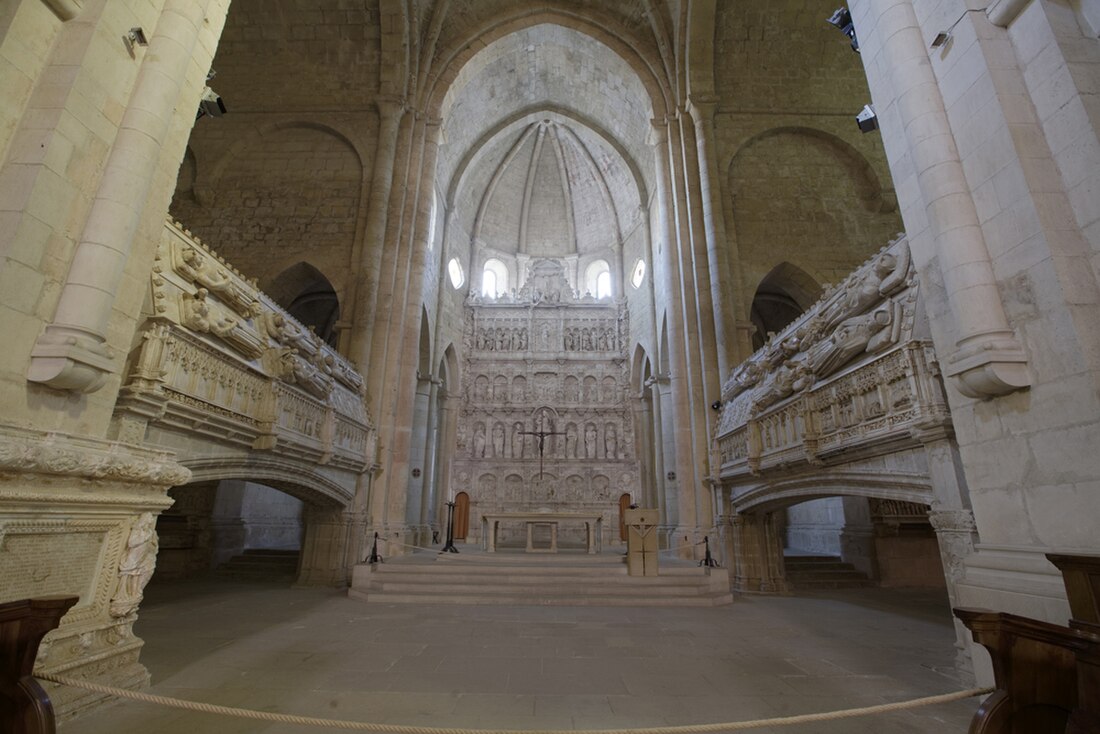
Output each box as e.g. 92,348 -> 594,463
715,235 -> 948,482
112,219 -> 376,504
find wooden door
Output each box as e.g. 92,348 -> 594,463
618,493 -> 632,541
454,492 -> 470,540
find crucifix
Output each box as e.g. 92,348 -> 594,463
519,420 -> 566,480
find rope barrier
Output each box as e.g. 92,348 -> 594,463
36,672 -> 990,733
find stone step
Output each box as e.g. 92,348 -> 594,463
352,550 -> 731,607
216,549 -> 301,581
784,555 -> 872,590
349,589 -> 733,607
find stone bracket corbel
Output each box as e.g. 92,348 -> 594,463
27,325 -> 115,393
944,333 -> 1031,399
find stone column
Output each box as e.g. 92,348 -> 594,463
349,98 -> 406,373
850,0 -> 1030,399
668,112 -> 717,532
28,0 -> 215,393
686,95 -> 736,378
374,114 -> 441,550
650,119 -> 701,547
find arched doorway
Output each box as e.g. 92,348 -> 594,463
453,492 -> 470,540
618,493 -> 632,541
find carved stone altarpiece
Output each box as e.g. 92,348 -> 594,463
454,260 -> 639,547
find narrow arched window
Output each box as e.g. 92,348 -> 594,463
584,259 -> 611,298
596,271 -> 611,299
482,258 -> 508,298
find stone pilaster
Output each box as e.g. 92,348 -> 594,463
928,506 -> 979,679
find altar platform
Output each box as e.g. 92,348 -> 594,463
349,546 -> 732,607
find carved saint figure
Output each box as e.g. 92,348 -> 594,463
511,422 -> 525,458
492,422 -> 506,458
565,422 -> 578,459
604,423 -> 618,460
584,422 -> 598,459
472,422 -> 487,458
110,512 -> 159,618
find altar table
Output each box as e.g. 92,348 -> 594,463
481,511 -> 603,554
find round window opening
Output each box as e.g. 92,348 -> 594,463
447,258 -> 464,289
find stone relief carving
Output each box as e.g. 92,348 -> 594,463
109,512 -> 159,618
114,220 -> 376,474
719,236 -> 917,418
157,219 -> 365,396
0,426 -> 191,486
715,237 -> 953,482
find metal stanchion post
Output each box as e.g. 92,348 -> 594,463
440,501 -> 459,553
368,532 -> 383,564
700,535 -> 719,567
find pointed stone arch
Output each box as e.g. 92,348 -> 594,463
749,262 -> 823,351
264,262 -> 341,347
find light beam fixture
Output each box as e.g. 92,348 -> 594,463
856,104 -> 878,133
123,27 -> 147,56
827,7 -> 859,53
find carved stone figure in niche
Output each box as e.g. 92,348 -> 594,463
582,328 -> 593,350
182,289 -> 266,358
517,328 -> 528,350
511,376 -> 527,401
583,376 -> 597,402
480,473 -> 498,501
724,360 -> 763,400
110,512 -> 159,617
493,375 -> 508,401
593,474 -> 610,500
473,375 -> 490,401
821,245 -> 910,330
511,422 -> 525,458
563,329 -> 575,351
605,423 -> 618,460
564,376 -> 579,402
262,311 -> 318,358
280,349 -> 335,399
473,422 -> 487,458
601,377 -> 616,402
565,422 -> 578,459
175,245 -> 255,316
751,362 -> 808,414
567,474 -> 584,501
492,422 -> 505,458
584,422 -> 598,459
808,306 -> 892,379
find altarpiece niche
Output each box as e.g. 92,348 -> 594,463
453,260 -> 639,548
